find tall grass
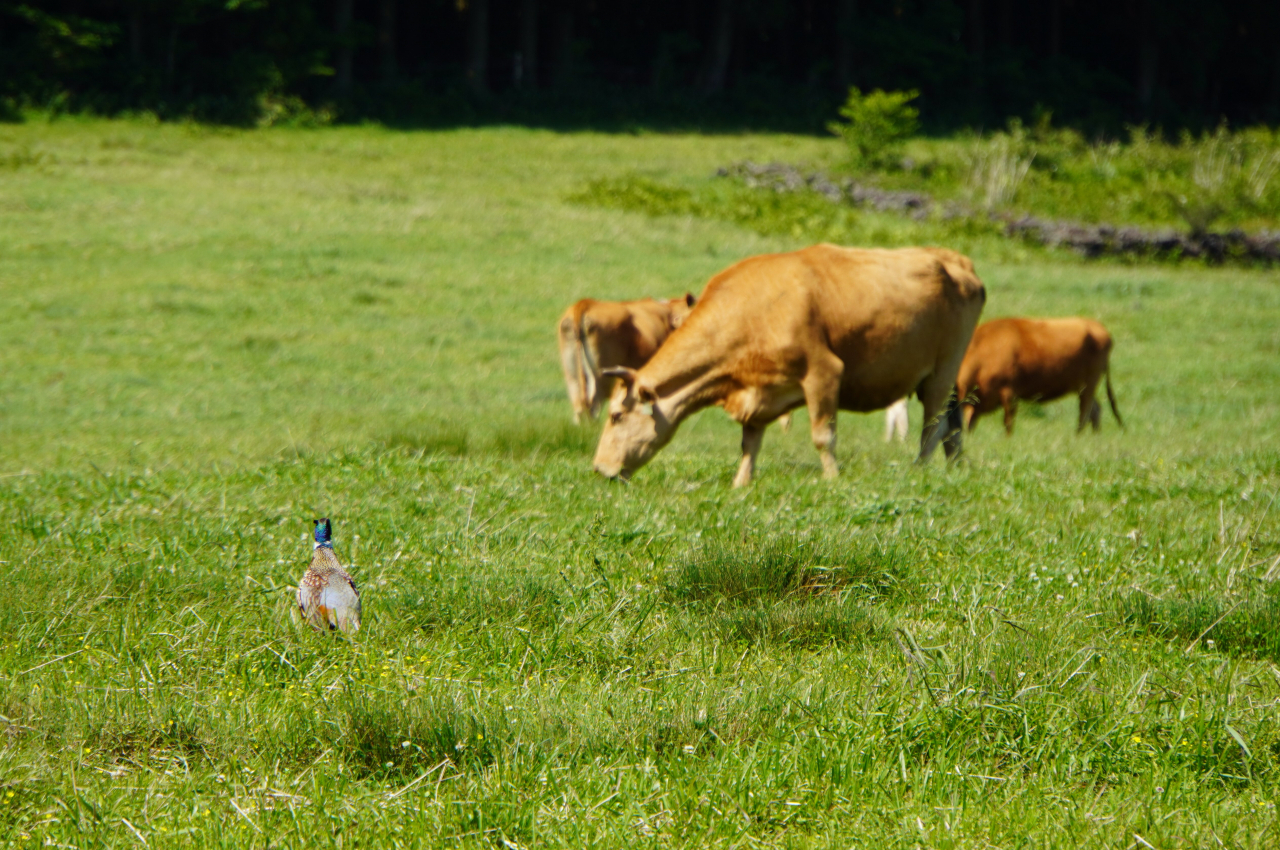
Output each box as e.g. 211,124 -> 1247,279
967,129 -> 1036,210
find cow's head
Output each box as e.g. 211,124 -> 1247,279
592,367 -> 677,480
666,293 -> 697,330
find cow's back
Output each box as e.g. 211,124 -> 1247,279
652,244 -> 984,412
686,245 -> 980,344
964,317 -> 1112,402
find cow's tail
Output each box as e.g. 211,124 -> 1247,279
558,310 -> 597,423
1105,368 -> 1124,428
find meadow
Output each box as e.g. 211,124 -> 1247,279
1,117 -> 1278,847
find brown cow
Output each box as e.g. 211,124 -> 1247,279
557,294 -> 695,423
956,317 -> 1123,435
592,244 -> 986,486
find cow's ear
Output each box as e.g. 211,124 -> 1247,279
684,292 -> 696,308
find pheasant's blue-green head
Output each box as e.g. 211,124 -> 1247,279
313,518 -> 333,549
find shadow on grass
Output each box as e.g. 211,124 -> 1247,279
379,417 -> 596,459
716,596 -> 883,649
393,572 -> 564,633
90,709 -> 214,766
381,419 -> 470,457
1117,588 -> 1280,661
669,534 -> 910,605
341,690 -> 499,778
489,419 -> 598,458
667,534 -> 908,649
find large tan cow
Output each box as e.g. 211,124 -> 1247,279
592,244 -> 986,486
558,294 -> 695,423
956,317 -> 1123,435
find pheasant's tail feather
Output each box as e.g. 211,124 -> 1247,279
335,606 -> 361,633
316,581 -> 362,633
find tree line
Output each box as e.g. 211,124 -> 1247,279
2,0 -> 1277,131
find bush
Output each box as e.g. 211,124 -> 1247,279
827,87 -> 920,170
1173,125 -> 1280,235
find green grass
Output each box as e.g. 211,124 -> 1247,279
1,116 -> 1279,847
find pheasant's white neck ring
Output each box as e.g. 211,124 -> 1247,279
313,541 -> 333,550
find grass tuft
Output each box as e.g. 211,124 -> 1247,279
1117,588 -> 1280,661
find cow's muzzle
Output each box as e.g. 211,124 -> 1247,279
594,462 -> 632,482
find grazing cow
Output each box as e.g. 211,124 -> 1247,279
557,294 -> 696,423
884,398 -> 909,442
592,244 -> 986,486
956,317 -> 1123,435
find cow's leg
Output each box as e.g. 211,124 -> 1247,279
559,320 -> 588,423
563,371 -> 590,425
918,339 -> 971,461
1002,389 -> 1017,436
884,398 -> 909,442
963,404 -> 978,433
733,424 -> 765,488
1078,381 -> 1100,433
803,355 -> 843,479
919,390 -> 963,461
917,380 -> 956,462
941,395 -> 964,459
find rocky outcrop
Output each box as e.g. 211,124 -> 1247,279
717,161 -> 1280,263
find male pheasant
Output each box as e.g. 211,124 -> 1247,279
296,518 -> 362,633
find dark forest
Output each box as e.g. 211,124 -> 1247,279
2,0 -> 1278,132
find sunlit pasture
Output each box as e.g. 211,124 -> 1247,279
1,118 -> 1277,847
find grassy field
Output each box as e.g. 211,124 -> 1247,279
1,117 -> 1279,847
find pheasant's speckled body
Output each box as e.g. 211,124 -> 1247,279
297,518 -> 362,633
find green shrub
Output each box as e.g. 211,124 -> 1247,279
827,87 -> 920,170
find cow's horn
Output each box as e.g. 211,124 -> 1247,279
601,367 -> 638,388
